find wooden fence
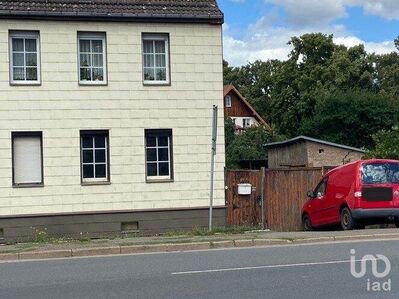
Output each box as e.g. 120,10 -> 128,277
225,167 -> 334,231
225,170 -> 263,227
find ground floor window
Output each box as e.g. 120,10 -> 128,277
145,129 -> 173,181
80,130 -> 109,183
12,132 -> 43,186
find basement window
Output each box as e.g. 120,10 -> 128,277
121,222 -> 139,232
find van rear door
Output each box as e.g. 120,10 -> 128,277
360,162 -> 399,209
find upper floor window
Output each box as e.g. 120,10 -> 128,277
9,31 -> 40,85
243,118 -> 252,128
142,33 -> 170,85
225,95 -> 232,108
78,32 -> 107,85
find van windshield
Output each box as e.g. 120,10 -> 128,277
361,163 -> 399,184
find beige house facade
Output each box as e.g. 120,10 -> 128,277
0,1 -> 226,241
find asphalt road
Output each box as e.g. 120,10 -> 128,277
1,239 -> 398,299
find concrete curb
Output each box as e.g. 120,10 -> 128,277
2,233 -> 399,262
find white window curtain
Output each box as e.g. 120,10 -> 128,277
78,32 -> 106,84
13,136 -> 42,184
9,31 -> 40,84
143,34 -> 169,84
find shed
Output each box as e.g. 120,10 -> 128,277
264,136 -> 365,168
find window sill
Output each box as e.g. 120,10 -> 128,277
10,82 -> 41,86
143,81 -> 171,87
79,82 -> 108,86
146,178 -> 174,184
81,181 -> 111,186
13,183 -> 44,188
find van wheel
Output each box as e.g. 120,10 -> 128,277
394,218 -> 399,228
302,214 -> 313,231
340,207 -> 356,230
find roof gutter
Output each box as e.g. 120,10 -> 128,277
0,11 -> 224,25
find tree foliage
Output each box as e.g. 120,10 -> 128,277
223,32 -> 399,160
300,90 -> 399,148
225,122 -> 276,169
365,127 -> 399,160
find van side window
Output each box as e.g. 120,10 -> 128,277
315,178 -> 328,197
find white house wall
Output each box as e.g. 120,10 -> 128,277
0,20 -> 225,216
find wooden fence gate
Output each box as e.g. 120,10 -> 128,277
225,170 -> 263,227
226,167 -> 334,230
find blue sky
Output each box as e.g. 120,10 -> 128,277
218,0 -> 399,65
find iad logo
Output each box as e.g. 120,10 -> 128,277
350,249 -> 391,292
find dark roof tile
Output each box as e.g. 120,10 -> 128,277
0,0 -> 223,24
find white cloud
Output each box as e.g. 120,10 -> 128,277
334,36 -> 395,54
265,0 -> 399,24
351,0 -> 399,20
223,22 -> 395,66
265,0 -> 347,26
223,0 -> 398,66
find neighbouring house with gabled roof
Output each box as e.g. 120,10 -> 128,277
264,136 -> 365,168
0,0 -> 225,242
223,84 -> 270,134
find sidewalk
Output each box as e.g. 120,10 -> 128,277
1,228 -> 399,262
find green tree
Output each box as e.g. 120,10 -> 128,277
270,33 -> 374,137
223,33 -> 399,150
225,125 -> 277,169
374,52 -> 399,98
365,126 -> 399,159
224,60 -> 280,121
300,90 -> 399,148
224,117 -> 235,149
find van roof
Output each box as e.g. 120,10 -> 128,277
324,159 -> 399,176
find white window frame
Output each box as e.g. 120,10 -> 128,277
142,33 -> 170,85
145,130 -> 173,181
225,95 -> 232,108
9,31 -> 41,85
243,118 -> 252,128
77,32 -> 107,85
80,131 -> 109,183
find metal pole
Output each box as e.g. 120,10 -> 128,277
260,167 -> 266,229
209,105 -> 218,231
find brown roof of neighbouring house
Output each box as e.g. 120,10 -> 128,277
223,84 -> 271,130
0,0 -> 224,24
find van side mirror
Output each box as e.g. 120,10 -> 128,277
307,191 -> 316,198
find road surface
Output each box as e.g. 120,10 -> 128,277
1,239 -> 398,298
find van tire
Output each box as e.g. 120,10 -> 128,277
302,214 -> 313,231
340,207 -> 357,230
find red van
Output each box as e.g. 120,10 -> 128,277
302,159 -> 399,230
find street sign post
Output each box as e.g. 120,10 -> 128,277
209,105 -> 218,231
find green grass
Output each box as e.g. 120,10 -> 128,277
163,225 -> 262,237
1,226 -> 262,248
